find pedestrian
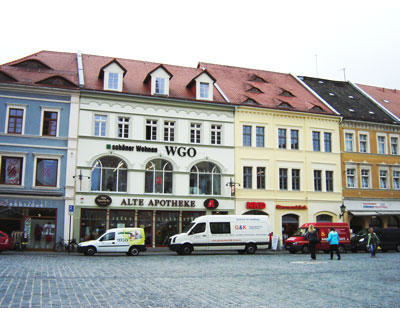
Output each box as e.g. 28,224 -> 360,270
305,224 -> 319,260
327,227 -> 341,260
367,227 -> 380,258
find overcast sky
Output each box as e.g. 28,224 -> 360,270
1,0 -> 399,89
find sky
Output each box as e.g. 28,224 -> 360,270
1,0 -> 399,89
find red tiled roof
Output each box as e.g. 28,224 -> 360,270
81,54 -> 226,103
198,62 -> 337,115
357,83 -> 400,120
0,51 -> 79,89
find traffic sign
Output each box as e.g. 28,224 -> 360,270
68,205 -> 74,214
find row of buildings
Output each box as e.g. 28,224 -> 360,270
0,51 -> 399,249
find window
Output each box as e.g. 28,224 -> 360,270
211,124 -> 222,145
118,117 -> 129,138
91,156 -> 127,192
292,169 -> 300,191
324,132 -> 332,152
190,162 -> 221,195
377,135 -> 386,154
291,129 -> 299,150
393,170 -> 400,190
0,156 -> 23,185
314,170 -> 322,191
145,159 -> 173,194
146,119 -> 157,141
316,214 -> 332,223
243,167 -> 252,189
390,137 -> 398,155
94,114 -> 107,137
379,169 -> 388,189
345,133 -> 354,152
312,131 -> 320,151
326,171 -> 333,192
210,222 -> 230,234
346,168 -> 356,188
359,134 -> 368,153
256,127 -> 264,147
361,169 -> 370,189
100,232 -> 115,241
155,77 -> 165,94
35,158 -> 58,187
279,168 -> 288,190
42,111 -> 58,136
164,121 -> 175,142
7,108 -> 24,134
108,73 -> 119,90
189,223 -> 206,235
257,167 -> 265,189
190,123 -> 201,143
243,125 -> 252,146
199,82 -> 209,99
278,128 -> 286,149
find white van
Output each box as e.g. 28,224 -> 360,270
168,215 -> 271,255
77,227 -> 146,256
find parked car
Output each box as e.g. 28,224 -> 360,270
351,228 -> 400,252
168,215 -> 271,255
0,230 -> 14,252
285,222 -> 351,254
77,227 -> 146,256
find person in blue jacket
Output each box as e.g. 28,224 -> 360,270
327,227 -> 341,260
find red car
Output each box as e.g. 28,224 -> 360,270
0,231 -> 14,252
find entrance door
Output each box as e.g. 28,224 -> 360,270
282,214 -> 299,241
155,211 -> 179,246
137,210 -> 153,247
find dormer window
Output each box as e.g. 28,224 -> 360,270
99,59 -> 127,92
144,65 -> 172,96
200,82 -> 209,99
155,77 -> 166,94
108,73 -> 119,90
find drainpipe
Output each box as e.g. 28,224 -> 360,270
76,52 -> 85,88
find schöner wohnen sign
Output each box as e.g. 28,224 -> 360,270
106,144 -> 197,157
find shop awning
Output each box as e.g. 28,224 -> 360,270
350,210 -> 400,216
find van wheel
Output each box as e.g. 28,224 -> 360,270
351,248 -> 357,253
85,247 -> 96,256
396,244 -> 400,252
246,244 -> 256,254
301,245 -> 309,254
338,245 -> 346,253
129,247 -> 139,256
181,244 -> 192,255
289,249 -> 296,254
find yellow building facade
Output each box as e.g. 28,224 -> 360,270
235,106 -> 343,241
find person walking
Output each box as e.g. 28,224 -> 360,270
327,227 -> 341,260
305,224 -> 319,260
367,227 -> 380,258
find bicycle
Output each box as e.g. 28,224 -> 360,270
55,238 -> 78,252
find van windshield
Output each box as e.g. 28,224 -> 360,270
292,228 -> 307,237
182,222 -> 195,233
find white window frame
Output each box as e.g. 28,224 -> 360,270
360,167 -> 371,189
155,77 -> 166,95
0,152 -> 26,187
107,72 -> 119,90
358,131 -> 370,153
323,132 -> 332,153
377,134 -> 387,155
145,119 -> 158,141
344,130 -> 355,152
325,170 -> 334,192
117,116 -> 130,139
32,154 -> 62,189
163,121 -> 175,142
211,124 -> 222,145
390,134 -> 399,155
278,128 -> 287,149
346,165 -> 357,188
379,167 -> 389,189
5,104 -> 27,135
199,82 -> 210,99
392,168 -> 400,190
290,129 -> 299,150
40,106 -> 61,137
312,130 -> 321,152
94,114 -> 108,137
190,122 -> 202,144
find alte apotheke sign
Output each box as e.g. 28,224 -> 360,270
121,198 -> 196,208
95,195 -> 112,207
107,144 -> 197,157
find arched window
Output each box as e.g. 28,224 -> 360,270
316,214 -> 333,223
190,162 -> 221,195
91,156 -> 127,192
145,159 -> 172,193
387,215 -> 399,228
243,210 -> 268,216
282,214 -> 299,240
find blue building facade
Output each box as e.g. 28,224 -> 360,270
0,87 -> 76,249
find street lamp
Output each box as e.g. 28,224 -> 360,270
339,203 -> 346,219
226,178 -> 240,196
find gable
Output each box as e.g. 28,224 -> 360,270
36,76 -> 77,88
11,59 -> 52,71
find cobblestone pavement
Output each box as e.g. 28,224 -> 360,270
0,249 -> 399,308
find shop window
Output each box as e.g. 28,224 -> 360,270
316,214 -> 333,222
91,156 -> 127,192
109,210 -> 135,229
155,211 -> 178,246
182,211 -> 206,232
145,159 -> 173,194
210,222 -> 230,234
0,156 -> 23,185
282,214 -> 299,241
35,158 -> 58,187
80,209 -> 107,241
137,210 -> 153,246
190,162 -> 221,195
387,216 -> 399,228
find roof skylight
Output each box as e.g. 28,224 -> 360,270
348,95 -> 354,99
329,92 -> 335,96
348,108 -> 355,112
383,100 -> 390,103
369,111 -> 375,114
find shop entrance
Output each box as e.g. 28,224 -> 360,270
137,210 -> 153,247
350,216 -> 364,234
155,211 -> 179,246
282,214 -> 299,242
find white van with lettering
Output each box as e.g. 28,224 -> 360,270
77,227 -> 146,256
168,215 -> 271,255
